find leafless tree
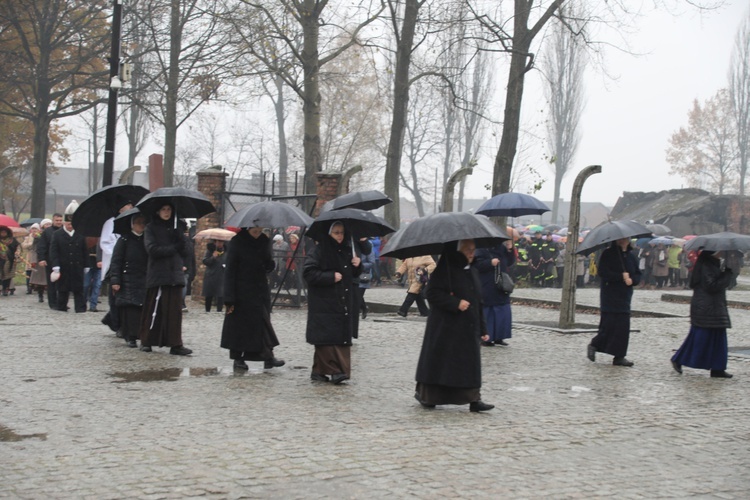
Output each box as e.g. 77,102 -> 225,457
729,9 -> 750,195
541,7 -> 586,223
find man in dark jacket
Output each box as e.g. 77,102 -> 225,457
50,202 -> 88,312
36,213 -> 63,309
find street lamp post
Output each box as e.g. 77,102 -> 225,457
102,0 -> 123,188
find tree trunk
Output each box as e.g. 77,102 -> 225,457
275,74 -> 289,196
551,171 -> 562,223
30,115 -> 51,217
300,11 -> 322,196
384,0 -> 420,229
163,0 -> 182,187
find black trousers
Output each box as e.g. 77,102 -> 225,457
399,291 -> 429,316
205,296 -> 224,312
57,291 -> 86,313
45,267 -> 59,309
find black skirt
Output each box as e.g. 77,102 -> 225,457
591,312 -> 630,358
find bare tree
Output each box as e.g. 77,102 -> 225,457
729,9 -> 750,195
0,0 -> 110,216
541,7 -> 586,223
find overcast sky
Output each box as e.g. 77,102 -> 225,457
464,0 -> 749,208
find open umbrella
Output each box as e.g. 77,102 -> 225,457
225,201 -> 313,229
112,208 -> 142,235
382,212 -> 509,260
649,236 -> 675,246
20,217 -> 43,228
0,214 -> 20,227
646,223 -> 671,236
11,226 -> 29,237
683,232 -> 750,253
525,224 -> 544,233
576,220 -> 652,255
306,208 -> 395,241
321,190 -> 393,212
72,184 -> 150,236
136,187 -> 215,219
193,228 -> 237,242
475,192 -> 550,217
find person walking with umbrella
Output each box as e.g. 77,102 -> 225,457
0,224 -> 19,296
202,239 -> 227,313
303,221 -> 362,384
220,226 -> 285,371
586,237 -> 642,367
474,239 -> 516,346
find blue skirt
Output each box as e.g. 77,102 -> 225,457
484,304 -> 512,342
671,326 -> 728,371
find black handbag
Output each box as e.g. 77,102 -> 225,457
494,266 -> 515,294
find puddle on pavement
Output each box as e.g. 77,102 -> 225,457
0,424 -> 47,442
110,367 -> 235,383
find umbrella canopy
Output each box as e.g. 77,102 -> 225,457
475,192 -> 550,217
321,190 -> 393,212
11,226 -> 29,237
306,208 -> 395,241
225,201 -> 313,229
525,224 -> 544,233
683,232 -> 750,253
649,236 -> 675,246
381,212 -> 509,260
0,214 -> 20,227
136,187 -> 215,219
576,220 -> 652,255
544,224 -> 562,232
112,208 -> 143,235
646,223 -> 672,236
194,228 -> 237,242
72,184 -> 150,236
20,217 -> 43,228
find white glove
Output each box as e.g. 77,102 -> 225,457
50,267 -> 60,282
83,268 -> 90,274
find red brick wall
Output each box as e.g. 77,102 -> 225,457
191,168 -> 227,303
313,172 -> 340,217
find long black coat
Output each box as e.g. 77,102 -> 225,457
110,232 -> 148,307
598,243 -> 641,313
143,217 -> 188,288
201,243 -> 227,297
474,244 -> 516,306
690,252 -> 733,329
416,250 -> 486,389
303,234 -> 362,345
36,225 -> 59,263
220,231 -> 278,353
49,228 -> 87,293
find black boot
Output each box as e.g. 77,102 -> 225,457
710,370 -> 733,378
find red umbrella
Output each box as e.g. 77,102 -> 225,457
0,214 -> 20,227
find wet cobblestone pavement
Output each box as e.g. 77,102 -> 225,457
2,283 -> 750,498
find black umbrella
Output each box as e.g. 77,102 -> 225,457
321,190 -> 393,212
112,208 -> 142,235
475,192 -> 550,217
72,184 -> 150,236
646,223 -> 671,236
225,201 -> 313,228
306,208 -> 395,241
136,187 -> 215,219
683,232 -> 750,253
576,220 -> 652,255
381,212 -> 509,260
20,217 -> 43,228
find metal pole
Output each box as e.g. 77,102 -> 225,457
102,0 -> 123,187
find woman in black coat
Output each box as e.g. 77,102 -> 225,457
587,238 -> 642,367
671,250 -> 734,378
414,240 -> 494,412
474,240 -> 516,346
138,203 -> 192,355
202,240 -> 226,312
303,221 -> 362,384
220,227 -> 284,370
110,213 -> 148,348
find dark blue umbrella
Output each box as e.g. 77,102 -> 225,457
20,217 -> 43,228
475,193 -> 550,217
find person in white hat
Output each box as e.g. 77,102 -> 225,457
49,200 -> 88,312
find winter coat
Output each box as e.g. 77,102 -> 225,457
396,255 -> 437,294
143,217 -> 189,288
49,228 -> 88,293
36,225 -> 60,263
474,243 -> 516,306
651,246 -> 669,277
22,234 -> 47,286
597,242 -> 642,313
689,252 -> 733,329
415,249 -> 486,389
303,233 -> 362,345
201,243 -> 227,297
109,232 -> 148,307
221,231 -> 278,353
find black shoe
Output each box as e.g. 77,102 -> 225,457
497,340 -> 508,346
330,373 -> 349,385
264,358 -> 285,369
89,307 -> 98,312
397,311 -> 407,318
613,357 -> 634,367
587,344 -> 596,362
140,345 -> 152,352
38,295 -> 44,302
710,370 -> 733,379
311,373 -> 329,382
361,307 -> 368,319
671,360 -> 682,374
127,340 -> 137,348
414,392 -> 435,409
469,401 -> 495,412
170,346 -> 193,356
234,360 -> 249,371
481,341 -> 494,347
115,330 -> 123,339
